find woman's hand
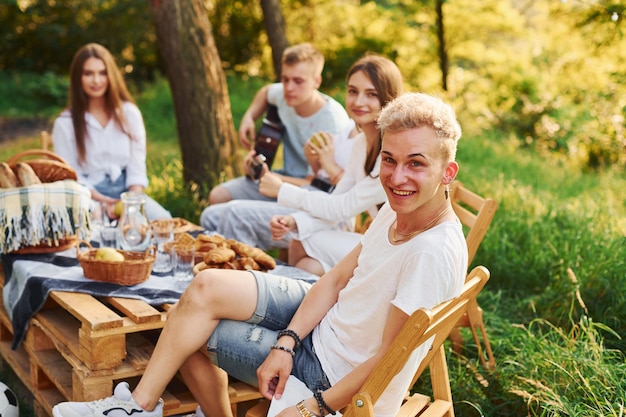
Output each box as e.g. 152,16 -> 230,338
270,215 -> 296,241
311,132 -> 336,171
259,171 -> 284,198
256,348 -> 294,400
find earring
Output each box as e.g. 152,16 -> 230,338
444,184 -> 450,199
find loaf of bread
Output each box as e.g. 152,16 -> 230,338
0,162 -> 19,188
15,162 -> 42,186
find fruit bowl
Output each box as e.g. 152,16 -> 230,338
76,240 -> 155,286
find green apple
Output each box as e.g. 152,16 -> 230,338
95,247 -> 124,262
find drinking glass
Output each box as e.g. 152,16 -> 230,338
172,245 -> 195,282
89,202 -> 109,243
100,226 -> 119,248
152,221 -> 174,273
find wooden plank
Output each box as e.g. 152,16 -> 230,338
49,291 -> 123,331
105,297 -> 164,324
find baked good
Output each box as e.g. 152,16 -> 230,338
0,162 -> 19,188
247,247 -> 277,270
15,162 -> 42,186
204,247 -> 237,265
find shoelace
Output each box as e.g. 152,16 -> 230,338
89,396 -> 138,411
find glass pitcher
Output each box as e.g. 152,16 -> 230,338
117,191 -> 152,251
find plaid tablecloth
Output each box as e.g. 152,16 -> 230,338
0,180 -> 91,253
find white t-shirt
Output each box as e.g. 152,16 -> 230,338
267,83 -> 351,178
312,203 -> 468,417
51,102 -> 148,190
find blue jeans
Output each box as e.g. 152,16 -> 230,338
94,170 -> 171,220
200,200 -> 297,250
219,176 -> 277,201
206,271 -> 332,392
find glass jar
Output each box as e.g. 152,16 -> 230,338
117,191 -> 152,251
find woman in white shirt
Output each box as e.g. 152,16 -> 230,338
52,43 -> 171,221
260,54 -> 405,275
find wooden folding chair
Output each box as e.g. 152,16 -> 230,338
342,266 -> 490,417
246,266 -> 490,417
449,182 -> 498,369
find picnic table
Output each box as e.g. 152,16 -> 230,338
0,237 -> 316,417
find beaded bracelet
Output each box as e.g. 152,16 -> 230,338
270,344 -> 295,357
277,329 -> 301,351
314,390 -> 336,415
296,400 -> 319,417
314,391 -> 325,417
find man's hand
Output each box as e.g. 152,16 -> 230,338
270,215 -> 296,241
256,348 -> 294,400
259,171 -> 284,197
238,114 -> 256,149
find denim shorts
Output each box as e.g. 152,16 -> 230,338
206,271 -> 332,392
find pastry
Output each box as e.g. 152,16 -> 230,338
247,247 -> 276,270
204,247 -> 236,265
0,162 -> 19,188
15,162 -> 42,186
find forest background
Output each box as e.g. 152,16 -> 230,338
0,0 -> 625,416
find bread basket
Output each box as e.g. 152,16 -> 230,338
76,240 -> 155,286
7,149 -> 77,183
13,236 -> 79,255
1,150 -> 87,255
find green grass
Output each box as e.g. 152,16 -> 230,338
2,75 -> 625,416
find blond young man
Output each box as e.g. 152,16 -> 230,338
208,43 -> 351,205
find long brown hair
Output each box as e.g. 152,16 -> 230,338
346,54 -> 404,177
67,43 -> 135,163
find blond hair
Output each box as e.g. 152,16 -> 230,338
282,43 -> 325,76
377,93 -> 462,162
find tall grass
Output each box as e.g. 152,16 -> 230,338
1,75 -> 625,416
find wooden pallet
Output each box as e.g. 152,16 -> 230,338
0,267 -> 263,417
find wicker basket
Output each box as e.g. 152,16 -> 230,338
13,235 -> 79,255
7,149 -> 77,183
76,241 -> 156,286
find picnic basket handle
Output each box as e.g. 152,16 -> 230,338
7,149 -> 69,165
144,245 -> 156,259
76,240 -> 94,257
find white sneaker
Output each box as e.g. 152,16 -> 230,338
52,382 -> 163,417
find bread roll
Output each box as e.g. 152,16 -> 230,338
0,162 -> 19,188
15,162 -> 42,186
204,247 -> 236,265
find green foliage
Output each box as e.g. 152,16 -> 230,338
0,71 -> 67,117
0,0 -> 158,81
208,1 -> 266,73
499,316 -> 626,416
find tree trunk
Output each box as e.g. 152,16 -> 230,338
260,0 -> 290,81
436,0 -> 449,91
149,0 -> 241,196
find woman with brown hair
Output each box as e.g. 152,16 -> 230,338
263,54 -> 405,275
52,43 -> 170,220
